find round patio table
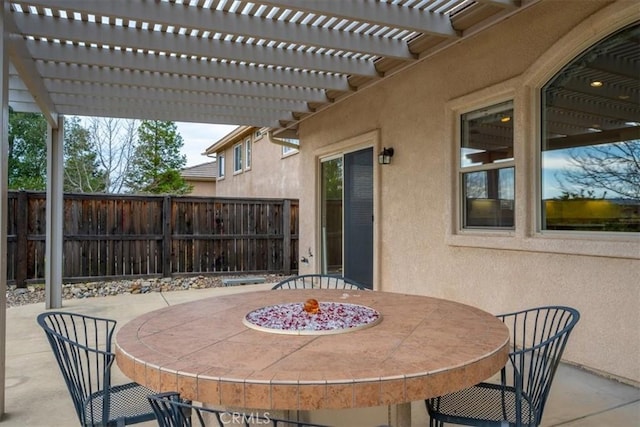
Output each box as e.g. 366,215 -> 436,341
115,289 -> 509,425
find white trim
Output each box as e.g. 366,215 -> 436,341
282,144 -> 299,158
244,138 -> 252,171
233,143 -> 243,174
217,153 -> 225,180
281,147 -> 299,159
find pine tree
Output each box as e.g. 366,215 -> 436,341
8,109 -> 47,190
125,120 -> 192,194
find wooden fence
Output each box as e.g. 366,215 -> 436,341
6,191 -> 299,287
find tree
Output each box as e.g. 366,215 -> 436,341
86,117 -> 139,193
557,140 -> 640,201
322,158 -> 343,200
64,116 -> 107,193
8,109 -> 47,190
125,120 -> 191,194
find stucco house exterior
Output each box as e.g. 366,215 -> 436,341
204,125 -> 302,199
198,1 -> 638,387
180,161 -> 217,196
291,1 -> 639,388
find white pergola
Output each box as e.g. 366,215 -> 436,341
0,0 -> 537,417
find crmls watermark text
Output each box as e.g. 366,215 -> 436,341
220,411 -> 271,424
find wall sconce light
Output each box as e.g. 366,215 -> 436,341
378,147 -> 394,165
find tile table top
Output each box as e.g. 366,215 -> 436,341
115,289 -> 509,410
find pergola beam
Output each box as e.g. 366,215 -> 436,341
57,105 -> 281,128
47,83 -> 311,113
261,0 -> 459,37
36,62 -> 331,103
476,0 -> 521,10
25,0 -> 415,60
49,95 -> 298,122
25,40 -> 353,92
4,17 -> 58,126
11,12 -> 380,77
59,95 -> 293,122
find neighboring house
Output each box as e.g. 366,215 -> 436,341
180,161 -> 216,196
293,2 -> 639,386
203,126 -> 301,199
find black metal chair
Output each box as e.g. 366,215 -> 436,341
37,311 -> 157,426
148,392 -> 331,427
425,306 -> 580,427
271,274 -> 368,290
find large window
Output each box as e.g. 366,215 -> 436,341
233,143 -> 242,173
541,23 -> 639,233
460,101 -> 515,229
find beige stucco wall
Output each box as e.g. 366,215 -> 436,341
185,180 -> 215,196
297,0 -> 640,384
215,133 -> 301,199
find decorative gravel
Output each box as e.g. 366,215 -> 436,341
5,275 -> 288,308
243,301 -> 381,335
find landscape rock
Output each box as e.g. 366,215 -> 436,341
5,274 -> 289,308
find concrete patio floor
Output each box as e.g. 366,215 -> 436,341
2,284 -> 639,426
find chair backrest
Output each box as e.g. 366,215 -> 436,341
272,274 -> 367,290
148,392 -> 330,427
499,306 -> 580,426
37,311 -> 117,426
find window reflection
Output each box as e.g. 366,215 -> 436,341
461,100 -> 515,229
541,23 -> 639,232
321,158 -> 343,273
464,168 -> 515,228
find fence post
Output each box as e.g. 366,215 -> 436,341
282,199 -> 291,275
162,195 -> 172,277
15,191 -> 28,288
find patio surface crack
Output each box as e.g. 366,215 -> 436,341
160,291 -> 170,306
548,398 -> 640,426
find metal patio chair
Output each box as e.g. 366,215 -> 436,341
148,392 -> 330,427
425,306 -> 580,427
271,273 -> 368,290
37,311 -> 157,426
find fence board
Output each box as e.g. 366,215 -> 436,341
6,192 -> 298,287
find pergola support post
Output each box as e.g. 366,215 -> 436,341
0,4 -> 10,419
45,116 -> 64,309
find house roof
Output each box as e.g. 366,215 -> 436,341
6,0 -> 539,137
203,125 -> 257,154
181,161 -> 217,181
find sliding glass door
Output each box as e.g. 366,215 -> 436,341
320,148 -> 373,288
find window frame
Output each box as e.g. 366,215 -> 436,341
281,138 -> 300,157
244,138 -> 252,170
217,153 -> 225,180
233,143 -> 243,174
458,100 -> 516,231
538,23 -> 639,235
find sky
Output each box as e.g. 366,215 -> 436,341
175,122 -> 237,167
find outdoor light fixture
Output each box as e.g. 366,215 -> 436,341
378,147 -> 394,165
